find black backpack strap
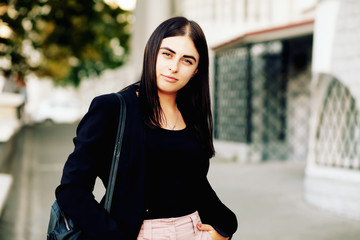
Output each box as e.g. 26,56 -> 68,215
104,93 -> 126,212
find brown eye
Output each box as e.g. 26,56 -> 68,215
162,52 -> 171,57
184,59 -> 193,65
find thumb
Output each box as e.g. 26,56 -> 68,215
197,223 -> 214,231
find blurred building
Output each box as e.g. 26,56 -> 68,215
132,0 -> 360,220
304,0 -> 360,220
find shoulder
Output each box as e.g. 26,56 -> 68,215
82,84 -> 141,132
90,84 -> 137,112
91,93 -> 118,107
117,84 -> 139,108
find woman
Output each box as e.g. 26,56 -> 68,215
56,16 -> 238,240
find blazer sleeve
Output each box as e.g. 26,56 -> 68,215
197,157 -> 238,239
55,94 -> 129,240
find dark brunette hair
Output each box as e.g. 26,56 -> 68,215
138,16 -> 215,157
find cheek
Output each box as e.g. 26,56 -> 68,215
184,68 -> 197,80
155,57 -> 161,74
155,54 -> 168,72
179,71 -> 194,87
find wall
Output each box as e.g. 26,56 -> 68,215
305,0 -> 360,220
176,0 -> 316,47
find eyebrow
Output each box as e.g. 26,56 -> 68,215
160,47 -> 197,62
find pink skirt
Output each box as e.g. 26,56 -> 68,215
137,211 -> 212,240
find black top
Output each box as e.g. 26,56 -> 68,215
144,127 -> 202,219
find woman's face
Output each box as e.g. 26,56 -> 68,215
156,35 -> 199,96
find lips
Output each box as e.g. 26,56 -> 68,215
162,74 -> 178,83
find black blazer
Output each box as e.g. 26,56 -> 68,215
56,85 -> 237,240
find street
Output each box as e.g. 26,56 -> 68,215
0,123 -> 359,240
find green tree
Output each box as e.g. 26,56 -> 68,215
0,0 -> 132,86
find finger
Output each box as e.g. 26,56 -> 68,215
197,223 -> 214,231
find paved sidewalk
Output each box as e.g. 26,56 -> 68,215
0,124 -> 359,239
209,160 -> 360,240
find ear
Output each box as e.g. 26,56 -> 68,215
192,69 -> 198,77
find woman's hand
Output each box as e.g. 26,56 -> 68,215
197,224 -> 230,240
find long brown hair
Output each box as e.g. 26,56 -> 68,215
138,16 -> 215,158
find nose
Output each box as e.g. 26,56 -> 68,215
168,60 -> 179,72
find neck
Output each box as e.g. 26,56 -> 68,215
158,91 -> 177,110
158,91 -> 179,130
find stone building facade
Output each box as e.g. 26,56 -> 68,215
305,0 -> 360,219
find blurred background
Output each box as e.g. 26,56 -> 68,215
0,0 -> 360,239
